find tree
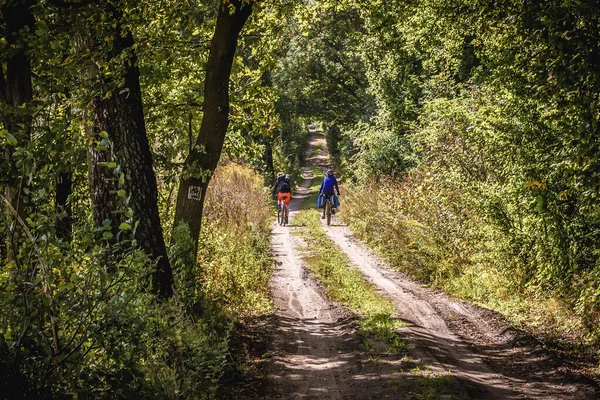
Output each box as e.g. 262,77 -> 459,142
85,2 -> 174,298
173,0 -> 254,253
0,0 -> 35,261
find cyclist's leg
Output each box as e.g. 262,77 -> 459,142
277,193 -> 285,225
283,193 -> 291,223
322,192 -> 333,219
277,200 -> 282,225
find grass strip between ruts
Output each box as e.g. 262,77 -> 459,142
292,204 -> 405,354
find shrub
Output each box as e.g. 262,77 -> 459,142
0,163 -> 274,398
0,241 -> 230,399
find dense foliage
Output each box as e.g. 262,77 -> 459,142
0,0 -> 278,397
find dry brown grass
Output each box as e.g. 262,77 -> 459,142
198,163 -> 273,316
204,163 -> 271,234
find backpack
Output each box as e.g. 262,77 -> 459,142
277,175 -> 291,192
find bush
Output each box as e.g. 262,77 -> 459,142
0,242 -> 230,399
0,163 -> 274,398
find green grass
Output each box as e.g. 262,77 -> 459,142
293,196 -> 404,354
412,371 -> 469,400
312,142 -> 322,156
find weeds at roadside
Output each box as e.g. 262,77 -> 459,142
197,164 -> 275,396
201,164 -> 273,317
339,180 -> 600,365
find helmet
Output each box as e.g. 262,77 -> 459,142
277,171 -> 284,177
326,169 -> 334,176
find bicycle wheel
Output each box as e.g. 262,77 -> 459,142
326,199 -> 332,225
284,204 -> 289,225
277,205 -> 283,225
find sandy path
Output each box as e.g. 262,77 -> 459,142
267,133 -> 353,398
266,132 -> 599,399
267,134 -> 410,399
268,166 -> 350,399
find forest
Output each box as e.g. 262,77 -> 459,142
1,0 -> 599,398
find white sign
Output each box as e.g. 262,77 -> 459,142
187,186 -> 202,201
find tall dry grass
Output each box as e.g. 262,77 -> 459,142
198,163 -> 273,317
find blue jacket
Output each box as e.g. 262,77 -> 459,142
319,175 -> 339,195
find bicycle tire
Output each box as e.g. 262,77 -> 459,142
326,199 -> 332,225
277,205 -> 283,226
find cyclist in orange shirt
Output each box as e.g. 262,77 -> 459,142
272,172 -> 291,224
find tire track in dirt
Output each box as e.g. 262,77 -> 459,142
267,131 -> 599,399
267,133 -> 355,398
322,202 -> 599,399
268,167 -> 349,399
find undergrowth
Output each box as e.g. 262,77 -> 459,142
0,163 -> 273,399
200,164 -> 273,317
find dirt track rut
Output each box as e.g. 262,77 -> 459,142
265,132 -> 599,399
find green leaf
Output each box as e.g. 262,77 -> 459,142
117,189 -> 126,198
119,222 -> 132,231
102,218 -> 111,226
35,20 -> 48,37
6,133 -> 17,146
103,231 -> 114,239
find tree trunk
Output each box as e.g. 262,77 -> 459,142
264,140 -> 275,183
173,0 -> 253,253
1,0 -> 35,261
54,172 -> 72,242
88,6 -> 173,298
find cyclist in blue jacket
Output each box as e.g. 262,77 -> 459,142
319,169 -> 340,219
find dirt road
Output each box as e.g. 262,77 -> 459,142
265,132 -> 599,399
